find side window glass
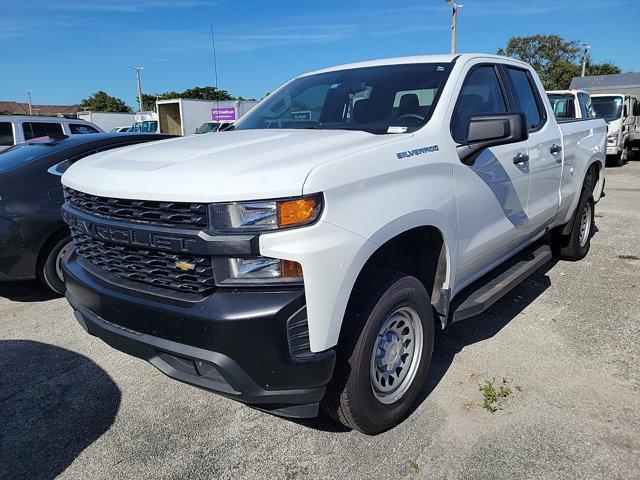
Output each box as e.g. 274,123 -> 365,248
69,124 -> 100,134
451,65 -> 507,143
23,122 -> 64,140
506,68 -> 542,129
0,122 -> 14,146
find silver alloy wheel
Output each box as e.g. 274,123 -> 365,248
370,306 -> 423,404
578,202 -> 592,248
55,241 -> 72,281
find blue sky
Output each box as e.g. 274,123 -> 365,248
1,0 -> 639,108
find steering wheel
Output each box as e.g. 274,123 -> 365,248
395,113 -> 426,123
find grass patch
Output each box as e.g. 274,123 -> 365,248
479,377 -> 513,413
408,460 -> 420,474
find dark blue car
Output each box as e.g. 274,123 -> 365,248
0,133 -> 174,294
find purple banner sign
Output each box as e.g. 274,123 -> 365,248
212,107 -> 236,121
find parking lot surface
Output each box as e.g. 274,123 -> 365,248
1,162 -> 640,480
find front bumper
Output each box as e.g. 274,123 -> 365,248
606,144 -> 620,155
63,250 -> 335,418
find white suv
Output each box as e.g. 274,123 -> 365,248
0,115 -> 104,152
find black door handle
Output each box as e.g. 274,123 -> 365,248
550,144 -> 562,154
513,152 -> 529,165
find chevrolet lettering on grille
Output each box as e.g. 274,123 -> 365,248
63,210 -> 198,253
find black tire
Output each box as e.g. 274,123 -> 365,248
321,269 -> 434,434
553,190 -> 595,261
620,146 -> 629,165
37,234 -> 72,295
606,153 -> 624,168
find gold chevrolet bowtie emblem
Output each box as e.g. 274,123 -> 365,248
175,260 -> 196,271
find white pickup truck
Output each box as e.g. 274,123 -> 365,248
60,54 -> 606,434
547,89 -> 596,120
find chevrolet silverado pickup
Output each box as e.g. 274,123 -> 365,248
60,54 -> 606,434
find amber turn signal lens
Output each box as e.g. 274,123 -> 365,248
281,260 -> 303,278
277,197 -> 318,228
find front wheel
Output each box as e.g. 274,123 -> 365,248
322,270 -> 434,434
38,235 -> 72,295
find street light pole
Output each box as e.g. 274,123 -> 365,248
445,1 -> 465,54
24,90 -> 34,115
128,65 -> 145,112
581,43 -> 590,77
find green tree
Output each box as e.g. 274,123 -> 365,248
584,59 -> 621,77
79,91 -> 132,112
179,86 -> 234,101
497,35 -> 622,90
140,87 -> 235,111
141,93 -> 159,112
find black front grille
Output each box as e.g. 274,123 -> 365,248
64,187 -> 209,229
71,231 -> 216,294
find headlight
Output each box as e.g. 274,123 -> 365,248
213,256 -> 303,285
210,193 -> 323,232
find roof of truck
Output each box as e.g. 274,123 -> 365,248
571,72 -> 640,90
300,53 -> 529,77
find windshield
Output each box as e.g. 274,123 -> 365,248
196,122 -> 220,134
0,143 -> 58,173
547,94 -> 575,118
591,96 -> 623,122
235,63 -> 453,134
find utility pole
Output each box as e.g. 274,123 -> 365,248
446,0 -> 465,54
24,90 -> 34,115
128,65 -> 145,112
581,43 -> 590,77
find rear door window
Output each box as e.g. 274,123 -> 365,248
505,68 -> 543,129
0,122 -> 14,146
548,95 -> 575,118
577,93 -> 595,118
69,124 -> 100,134
22,122 -> 64,140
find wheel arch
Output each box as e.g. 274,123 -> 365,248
36,225 -> 71,271
336,213 -> 456,345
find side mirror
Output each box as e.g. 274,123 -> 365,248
633,103 -> 640,116
457,113 -> 528,164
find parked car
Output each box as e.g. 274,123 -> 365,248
194,121 -> 234,134
60,54 -> 605,434
547,90 -> 595,119
109,126 -> 133,133
0,133 -> 174,294
0,115 -> 104,153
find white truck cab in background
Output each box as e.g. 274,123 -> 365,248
591,94 -> 639,165
571,73 -> 640,166
61,54 -> 606,434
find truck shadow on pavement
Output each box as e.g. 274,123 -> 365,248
0,340 -> 121,479
299,260 -> 557,433
0,280 -> 59,303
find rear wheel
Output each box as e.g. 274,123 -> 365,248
322,270 -> 434,434
37,235 -> 72,295
553,189 -> 594,261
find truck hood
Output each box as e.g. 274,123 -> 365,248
62,129 -> 398,202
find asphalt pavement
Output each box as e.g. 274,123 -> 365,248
1,161 -> 639,480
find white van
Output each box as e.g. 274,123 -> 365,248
0,115 -> 104,153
